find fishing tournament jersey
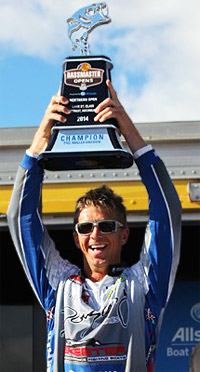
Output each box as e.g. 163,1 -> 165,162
7,147 -> 181,372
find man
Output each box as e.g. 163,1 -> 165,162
7,81 -> 181,372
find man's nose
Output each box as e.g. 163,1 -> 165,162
90,225 -> 100,238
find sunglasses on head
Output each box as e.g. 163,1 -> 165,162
75,220 -> 124,235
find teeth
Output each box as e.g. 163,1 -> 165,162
90,245 -> 106,249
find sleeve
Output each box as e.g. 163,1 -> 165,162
7,153 -> 77,311
135,148 -> 181,307
132,148 -> 182,367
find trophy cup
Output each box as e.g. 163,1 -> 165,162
38,3 -> 133,170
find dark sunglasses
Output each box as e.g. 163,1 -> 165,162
75,220 -> 124,235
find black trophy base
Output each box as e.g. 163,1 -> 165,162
38,150 -> 133,171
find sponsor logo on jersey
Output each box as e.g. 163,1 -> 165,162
65,345 -> 126,363
145,308 -> 156,324
70,275 -> 83,284
47,306 -> 55,322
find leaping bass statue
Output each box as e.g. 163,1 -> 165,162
67,3 -> 111,55
38,3 -> 134,170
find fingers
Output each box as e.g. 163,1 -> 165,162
106,79 -> 119,101
46,94 -> 71,124
51,94 -> 68,106
49,103 -> 71,116
94,80 -> 121,123
94,79 -> 119,114
29,92 -> 71,155
94,108 -> 112,123
94,97 -> 114,115
94,105 -> 119,123
46,112 -> 68,124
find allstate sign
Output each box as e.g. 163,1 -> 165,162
190,303 -> 200,323
155,281 -> 200,372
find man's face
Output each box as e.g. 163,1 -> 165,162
74,205 -> 129,276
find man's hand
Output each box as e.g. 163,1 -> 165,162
94,80 -> 146,153
28,81 -> 146,157
28,93 -> 71,156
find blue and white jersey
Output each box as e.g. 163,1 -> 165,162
7,148 -> 181,372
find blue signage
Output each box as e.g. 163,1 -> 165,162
155,281 -> 200,371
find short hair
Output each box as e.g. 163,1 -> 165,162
74,185 -> 127,227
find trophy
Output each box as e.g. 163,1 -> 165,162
38,3 -> 133,170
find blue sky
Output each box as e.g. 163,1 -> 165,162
0,0 -> 200,128
0,55 -> 61,127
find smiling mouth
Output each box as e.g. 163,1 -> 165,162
90,244 -> 106,251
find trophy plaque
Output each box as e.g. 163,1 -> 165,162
38,3 -> 133,170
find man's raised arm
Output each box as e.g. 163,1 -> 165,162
7,93 -> 75,310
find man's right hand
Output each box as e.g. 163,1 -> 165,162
94,80 -> 146,154
28,93 -> 71,156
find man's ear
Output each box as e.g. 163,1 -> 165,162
73,231 -> 80,249
121,226 -> 129,246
